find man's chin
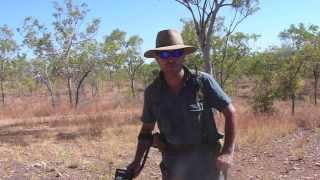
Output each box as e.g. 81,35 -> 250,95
164,68 -> 180,74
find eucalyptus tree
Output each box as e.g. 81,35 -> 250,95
180,19 -> 258,90
9,54 -> 35,96
31,57 -> 60,107
19,0 -> 100,107
86,60 -> 107,97
278,23 -> 317,114
276,48 -> 307,115
247,50 -> 279,113
0,25 -> 17,105
72,40 -> 99,107
215,32 -> 259,89
52,0 -> 100,106
101,29 -> 127,89
303,25 -> 320,105
173,0 -> 259,75
18,17 -> 58,106
124,35 -> 144,97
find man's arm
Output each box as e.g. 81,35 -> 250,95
127,122 -> 155,177
216,103 -> 236,171
133,122 -> 155,162
221,103 -> 236,154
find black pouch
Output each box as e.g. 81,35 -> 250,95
114,168 -> 133,180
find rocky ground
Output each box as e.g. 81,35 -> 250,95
137,128 -> 320,180
229,128 -> 320,180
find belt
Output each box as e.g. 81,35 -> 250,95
164,142 -> 221,152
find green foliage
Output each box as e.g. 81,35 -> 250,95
19,0 -> 101,107
7,55 -> 38,94
124,35 -> 144,96
180,19 -> 203,69
0,25 -> 17,56
247,52 -> 279,114
101,29 -> 144,96
0,24 -> 18,103
279,23 -> 318,50
138,62 -> 160,86
252,87 -> 277,114
214,32 -> 259,89
180,19 -> 199,49
276,23 -> 318,100
21,77 -> 38,94
101,29 -> 127,81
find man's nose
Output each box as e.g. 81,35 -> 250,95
167,58 -> 175,63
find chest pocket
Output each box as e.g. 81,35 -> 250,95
186,99 -> 205,124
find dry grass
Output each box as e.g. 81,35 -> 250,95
215,97 -> 320,147
0,88 -> 143,120
0,88 -> 144,178
0,88 -> 319,178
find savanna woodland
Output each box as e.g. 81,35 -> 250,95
0,0 -> 319,179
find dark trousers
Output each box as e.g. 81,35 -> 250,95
160,143 -> 224,180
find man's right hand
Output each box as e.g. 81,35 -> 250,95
126,160 -> 142,178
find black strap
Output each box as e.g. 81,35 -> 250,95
135,133 -> 152,176
136,145 -> 150,176
138,133 -> 153,141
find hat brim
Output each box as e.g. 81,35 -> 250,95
144,45 -> 197,58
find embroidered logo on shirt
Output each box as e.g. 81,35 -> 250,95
188,102 -> 204,112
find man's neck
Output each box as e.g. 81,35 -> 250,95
163,68 -> 185,94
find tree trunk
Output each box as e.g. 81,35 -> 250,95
203,45 -> 213,76
314,75 -> 319,105
314,66 -> 319,105
0,79 -> 4,105
75,71 -> 90,108
67,77 -> 73,107
91,81 -> 98,97
291,93 -> 295,115
48,88 -> 56,108
219,69 -> 224,89
108,70 -> 114,89
46,80 -> 56,108
130,77 -> 135,97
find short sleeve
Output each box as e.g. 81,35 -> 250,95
201,73 -> 231,112
141,87 -> 156,123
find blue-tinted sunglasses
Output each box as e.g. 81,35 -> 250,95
157,49 -> 184,59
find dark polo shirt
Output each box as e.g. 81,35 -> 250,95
141,66 -> 231,145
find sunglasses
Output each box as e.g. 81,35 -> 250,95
157,49 -> 184,59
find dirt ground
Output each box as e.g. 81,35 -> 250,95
0,115 -> 319,180
136,128 -> 320,180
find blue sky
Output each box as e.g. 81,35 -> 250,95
1,0 -> 320,55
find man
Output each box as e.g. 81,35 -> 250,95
127,29 -> 236,180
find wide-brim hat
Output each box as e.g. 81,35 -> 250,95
144,29 -> 197,58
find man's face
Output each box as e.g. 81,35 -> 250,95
155,49 -> 185,74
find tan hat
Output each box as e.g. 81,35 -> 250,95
144,29 -> 197,58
